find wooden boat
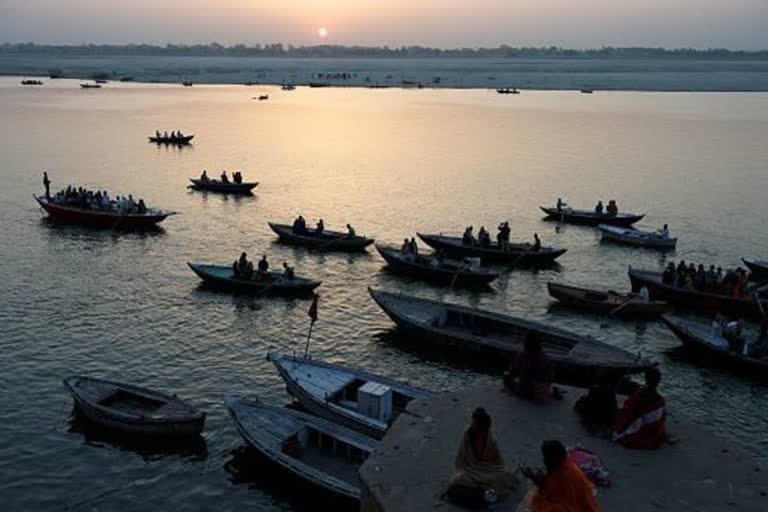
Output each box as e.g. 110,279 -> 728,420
628,267 -> 767,318
182,80 -> 193,87
268,222 -> 374,252
34,195 -> 175,229
95,79 -> 108,84
580,89 -> 594,94
368,288 -> 651,386
308,82 -> 330,88
540,206 -> 644,227
268,352 -> 431,439
188,263 -> 320,295
63,376 -> 205,436
21,79 -> 43,85
188,178 -> 258,194
662,315 -> 768,376
598,224 -> 677,249
257,94 -> 269,101
417,233 -> 566,266
224,395 -> 376,501
80,83 -> 102,89
376,244 -> 499,287
547,282 -> 669,316
148,134 -> 194,145
281,84 -> 296,91
497,88 -> 520,94
743,258 -> 768,280
119,76 -> 134,82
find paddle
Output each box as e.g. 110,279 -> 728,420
510,242 -> 536,269
753,290 -> 767,321
254,273 -> 286,297
607,296 -> 638,316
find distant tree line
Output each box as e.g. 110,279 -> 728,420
1,42 -> 767,60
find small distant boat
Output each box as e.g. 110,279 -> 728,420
224,395 -> 376,501
662,315 -> 768,376
369,288 -> 651,386
148,134 -> 194,145
268,222 -> 374,252
95,79 -> 108,84
547,282 -> 669,316
63,376 -> 205,436
188,263 -> 321,295
540,206 -> 645,227
368,84 -> 390,89
189,178 -> 258,194
182,80 -> 193,87
268,352 -> 432,439
21,79 -> 43,85
119,76 -> 134,82
34,195 -> 175,229
80,83 -> 102,89
244,81 -> 255,86
281,84 -> 296,91
376,244 -> 499,287
308,82 -> 330,88
580,89 -> 594,94
628,267 -> 767,318
496,88 -> 520,94
417,233 -> 566,266
743,258 -> 768,280
598,224 -> 677,249
257,94 -> 269,101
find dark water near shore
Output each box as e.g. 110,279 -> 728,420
1,77 -> 768,510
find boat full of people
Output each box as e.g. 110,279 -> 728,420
628,262 -> 768,318
21,79 -> 44,85
80,82 -> 102,89
189,170 -> 258,194
418,225 -> 566,266
541,198 -> 644,227
598,224 -> 677,249
188,253 -> 320,295
269,217 -> 374,251
35,175 -> 175,229
376,242 -> 499,287
368,288 -> 652,387
149,130 -> 194,145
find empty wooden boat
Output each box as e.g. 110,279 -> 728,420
224,395 -> 376,501
34,195 -> 175,229
628,267 -> 767,318
368,288 -> 651,386
188,263 -> 320,295
268,352 -> 432,439
416,233 -> 566,266
540,206 -> 644,227
375,244 -> 499,287
268,222 -> 374,252
80,83 -> 102,89
598,224 -> 677,249
188,178 -> 258,194
743,258 -> 768,281
62,376 -> 205,436
148,134 -> 194,145
547,282 -> 668,316
662,315 -> 768,376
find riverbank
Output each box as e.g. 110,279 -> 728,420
360,384 -> 768,512
4,54 -> 768,91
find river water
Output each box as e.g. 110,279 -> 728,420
1,77 -> 767,510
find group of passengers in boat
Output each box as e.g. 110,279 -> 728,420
710,314 -> 768,358
45,173 -> 148,214
445,334 -> 669,510
400,237 -> 420,258
199,170 -> 244,184
593,199 -> 619,216
232,252 -> 294,281
461,223 -> 541,251
155,130 -> 187,140
661,260 -> 752,298
291,215 -> 356,239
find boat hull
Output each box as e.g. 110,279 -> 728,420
35,196 -> 172,230
547,282 -> 668,316
188,263 -> 320,295
269,222 -> 374,252
743,258 -> 768,280
189,178 -> 258,194
416,233 -> 566,265
598,224 -> 677,249
376,245 -> 498,287
540,206 -> 644,227
148,135 -> 194,145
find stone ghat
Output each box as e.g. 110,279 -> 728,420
360,384 -> 767,512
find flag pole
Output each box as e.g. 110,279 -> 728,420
303,321 -> 315,358
304,293 -> 319,358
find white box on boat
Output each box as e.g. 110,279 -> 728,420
358,382 -> 393,422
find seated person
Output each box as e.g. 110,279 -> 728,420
220,171 -> 229,183
282,262 -> 295,280
446,407 -> 517,507
606,200 -> 618,216
137,199 -> 147,214
400,238 -> 411,256
746,320 -> 768,358
574,377 -> 619,432
462,226 -> 474,245
314,218 -> 325,236
556,198 -> 565,211
504,332 -> 553,402
346,223 -> 356,239
533,233 -> 541,251
200,170 -> 210,181
612,368 -> 666,449
236,252 -> 253,279
257,255 -> 269,280
233,171 -> 242,184
657,224 -> 670,239
518,440 -> 601,512
409,237 -> 419,257
594,200 -> 604,214
661,262 -> 675,285
723,319 -> 745,353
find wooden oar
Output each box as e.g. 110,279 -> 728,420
753,291 -> 767,321
510,243 -> 536,269
608,296 -> 638,316
254,274 -> 286,297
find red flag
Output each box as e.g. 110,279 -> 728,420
308,293 -> 319,323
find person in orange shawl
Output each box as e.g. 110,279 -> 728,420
612,367 -> 666,449
446,407 -> 518,507
517,440 -> 601,512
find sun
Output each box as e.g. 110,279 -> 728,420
317,27 -> 328,38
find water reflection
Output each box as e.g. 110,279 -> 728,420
40,217 -> 168,238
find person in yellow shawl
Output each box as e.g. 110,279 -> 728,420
518,440 -> 601,512
446,407 -> 518,507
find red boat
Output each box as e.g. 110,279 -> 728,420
34,195 -> 176,229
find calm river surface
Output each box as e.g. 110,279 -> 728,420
1,77 -> 767,510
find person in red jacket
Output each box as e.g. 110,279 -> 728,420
612,368 -> 666,449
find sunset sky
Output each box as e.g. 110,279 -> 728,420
1,0 -> 767,49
